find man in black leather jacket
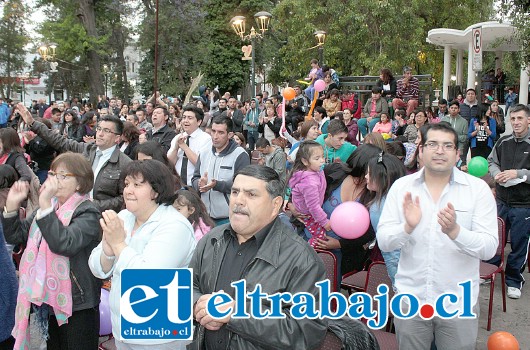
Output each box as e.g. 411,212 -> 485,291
190,165 -> 327,350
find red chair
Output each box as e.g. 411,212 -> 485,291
315,249 -> 338,292
480,217 -> 507,331
341,270 -> 367,294
315,330 -> 343,350
364,262 -> 398,349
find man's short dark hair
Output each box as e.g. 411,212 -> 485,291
234,165 -> 284,198
420,122 -> 459,149
100,115 -> 124,135
212,116 -> 233,132
219,98 -> 228,104
182,105 -> 204,122
255,93 -> 263,98
372,86 -> 383,94
439,99 -> 448,105
510,104 -> 530,117
51,108 -> 61,115
465,88 -> 476,94
155,106 -> 169,116
327,119 -> 348,135
449,100 -> 460,108
255,137 -> 270,149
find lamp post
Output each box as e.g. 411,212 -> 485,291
103,64 -> 109,98
230,11 -> 272,97
37,43 -> 58,102
314,31 -> 326,64
19,72 -> 30,106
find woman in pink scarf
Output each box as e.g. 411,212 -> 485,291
2,153 -> 101,350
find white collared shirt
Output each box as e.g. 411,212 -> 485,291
168,128 -> 212,186
377,168 -> 498,312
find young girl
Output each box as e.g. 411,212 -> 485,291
288,141 -> 331,247
174,187 -> 215,241
371,112 -> 392,135
366,152 -> 406,285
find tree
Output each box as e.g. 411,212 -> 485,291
0,0 -> 29,99
500,0 -> 530,68
270,0 -> 493,89
137,0 -> 210,98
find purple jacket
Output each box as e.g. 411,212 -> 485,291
288,169 -> 329,226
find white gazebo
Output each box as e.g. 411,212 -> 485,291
427,21 -> 528,105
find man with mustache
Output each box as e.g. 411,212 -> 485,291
189,165 -> 327,349
378,123 -> 498,349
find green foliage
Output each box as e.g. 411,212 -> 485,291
271,0 -> 493,90
0,0 -> 29,98
499,0 -> 530,68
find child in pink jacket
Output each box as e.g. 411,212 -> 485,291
288,141 -> 331,247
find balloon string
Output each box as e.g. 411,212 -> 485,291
306,93 -> 318,121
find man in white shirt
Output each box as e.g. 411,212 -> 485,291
168,105 -> 211,186
377,122 -> 498,350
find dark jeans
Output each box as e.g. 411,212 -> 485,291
247,131 -> 259,151
488,201 -> 530,289
47,306 -> 100,350
36,169 -> 49,184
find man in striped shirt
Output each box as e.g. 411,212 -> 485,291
392,66 -> 419,117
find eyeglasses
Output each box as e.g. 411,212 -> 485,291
423,141 -> 456,151
96,126 -> 119,135
48,171 -> 77,180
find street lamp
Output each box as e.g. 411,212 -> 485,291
103,64 -> 109,98
230,11 -> 272,97
314,31 -> 326,64
37,43 -> 58,102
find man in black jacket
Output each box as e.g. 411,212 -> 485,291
16,103 -> 131,212
488,104 -> 530,300
221,97 -> 244,133
190,165 -> 327,350
142,106 -> 176,152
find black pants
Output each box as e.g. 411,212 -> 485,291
47,306 -> 100,350
0,337 -> 15,350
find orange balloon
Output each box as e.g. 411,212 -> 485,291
487,331 -> 519,350
282,87 -> 296,101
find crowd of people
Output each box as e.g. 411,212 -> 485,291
0,59 -> 529,350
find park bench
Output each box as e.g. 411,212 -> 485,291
339,74 -> 433,108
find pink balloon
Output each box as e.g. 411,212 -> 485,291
314,79 -> 326,92
330,201 -> 370,239
99,288 -> 112,336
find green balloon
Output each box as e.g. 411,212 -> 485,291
468,156 -> 489,177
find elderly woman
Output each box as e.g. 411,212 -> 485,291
2,153 -> 102,350
89,159 -> 196,350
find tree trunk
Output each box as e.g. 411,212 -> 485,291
113,26 -> 129,105
77,0 -> 104,106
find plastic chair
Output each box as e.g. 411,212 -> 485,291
315,330 -> 343,350
364,261 -> 395,332
372,329 -> 398,350
480,217 -> 507,331
341,270 -> 367,294
98,335 -> 116,350
315,249 -> 338,293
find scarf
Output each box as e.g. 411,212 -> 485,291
13,192 -> 90,349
